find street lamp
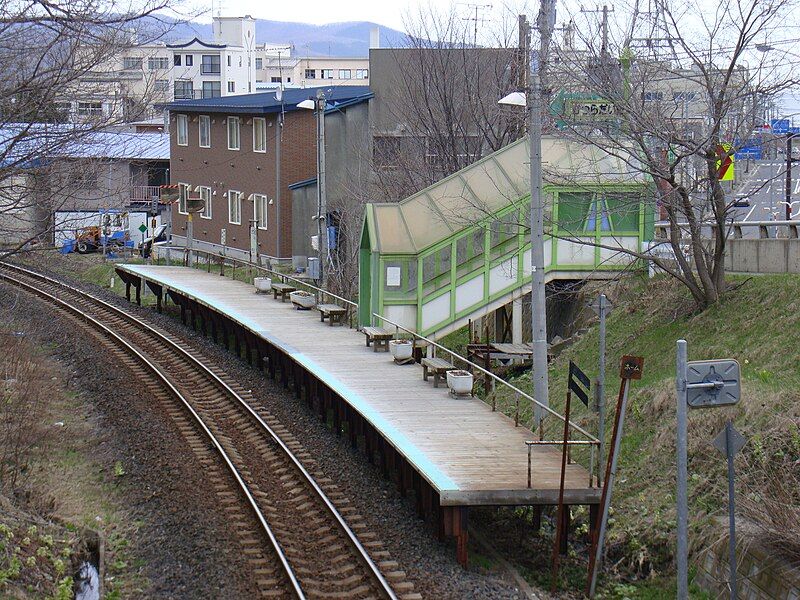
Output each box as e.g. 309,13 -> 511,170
297,90 -> 327,282
498,22 -> 549,426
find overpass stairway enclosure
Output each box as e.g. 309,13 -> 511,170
359,136 -> 655,339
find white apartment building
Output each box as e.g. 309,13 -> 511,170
256,56 -> 370,89
64,16 -> 262,122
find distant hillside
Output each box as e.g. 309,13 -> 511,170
154,18 -> 407,57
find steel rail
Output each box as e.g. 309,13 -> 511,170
0,263 -> 397,600
0,268 -> 305,599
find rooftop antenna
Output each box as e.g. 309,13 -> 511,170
460,3 -> 492,46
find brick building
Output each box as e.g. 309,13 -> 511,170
167,85 -> 372,264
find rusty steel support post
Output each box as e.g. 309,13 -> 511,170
455,507 -> 469,568
532,506 -> 542,532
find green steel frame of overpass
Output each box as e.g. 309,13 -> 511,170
359,138 -> 655,337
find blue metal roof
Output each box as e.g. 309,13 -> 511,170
287,177 -> 317,190
168,86 -> 373,115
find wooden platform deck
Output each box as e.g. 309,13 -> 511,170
118,264 -> 600,507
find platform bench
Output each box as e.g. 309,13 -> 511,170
317,303 -> 347,326
421,357 -> 456,388
271,282 -> 296,302
363,326 -> 393,352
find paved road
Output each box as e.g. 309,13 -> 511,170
732,159 -> 800,236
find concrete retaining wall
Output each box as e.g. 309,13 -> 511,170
695,532 -> 800,599
725,239 -> 800,274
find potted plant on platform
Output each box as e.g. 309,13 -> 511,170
254,276 -> 272,293
446,370 -> 474,396
289,290 -> 316,310
389,339 -> 413,362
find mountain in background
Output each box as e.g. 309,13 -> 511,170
157,19 -> 408,57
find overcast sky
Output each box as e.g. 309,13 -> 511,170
203,0 -> 526,33
201,0 -> 800,117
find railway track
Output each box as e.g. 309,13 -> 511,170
0,263 -> 416,600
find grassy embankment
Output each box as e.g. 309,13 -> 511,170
478,273 -> 800,593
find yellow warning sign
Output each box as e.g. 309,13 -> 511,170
716,144 -> 734,181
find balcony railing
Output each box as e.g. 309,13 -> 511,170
173,89 -> 199,100
130,186 -> 161,206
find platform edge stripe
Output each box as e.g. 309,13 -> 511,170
118,264 -> 460,493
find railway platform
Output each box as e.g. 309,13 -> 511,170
116,264 -> 601,565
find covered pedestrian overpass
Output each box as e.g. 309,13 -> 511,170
359,136 -> 654,338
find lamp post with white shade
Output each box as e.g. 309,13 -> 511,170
297,90 -> 327,283
498,14 -> 549,425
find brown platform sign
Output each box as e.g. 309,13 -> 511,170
620,355 -> 644,380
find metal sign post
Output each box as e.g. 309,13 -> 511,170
551,361 -> 590,591
713,421 -> 746,599
676,340 -> 689,600
675,340 -> 741,599
590,294 -> 611,484
587,355 -> 644,598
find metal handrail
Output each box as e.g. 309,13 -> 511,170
371,311 -> 599,443
655,219 -> 798,227
157,245 -> 358,310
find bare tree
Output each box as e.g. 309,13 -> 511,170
0,0 -> 186,257
369,4 -> 527,201
550,0 -> 798,308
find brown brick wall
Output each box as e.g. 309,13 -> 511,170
169,109 -> 316,258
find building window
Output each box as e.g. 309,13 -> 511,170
673,91 -> 697,102
338,69 -> 351,79
122,57 -> 142,70
305,69 -> 316,79
76,101 -> 102,116
148,57 -> 170,69
228,190 -> 242,224
643,91 -> 664,102
227,81 -> 235,93
173,79 -> 194,100
239,56 -> 242,67
199,115 -> 211,148
174,80 -> 193,99
227,116 -> 240,150
199,186 -> 212,219
227,55 -> 231,67
270,76 -> 282,83
201,54 -> 220,74
253,194 -> 268,229
322,69 -> 334,79
253,117 -> 266,153
178,183 -> 189,214
174,54 -> 181,66
186,55 -> 193,66
154,79 -> 169,92
256,58 -> 263,70
176,114 -> 188,146
202,81 -> 221,98
356,69 -> 369,79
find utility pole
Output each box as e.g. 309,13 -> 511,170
316,88 -> 327,283
787,135 -> 792,221
531,0 -> 556,424
580,5 -> 613,56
